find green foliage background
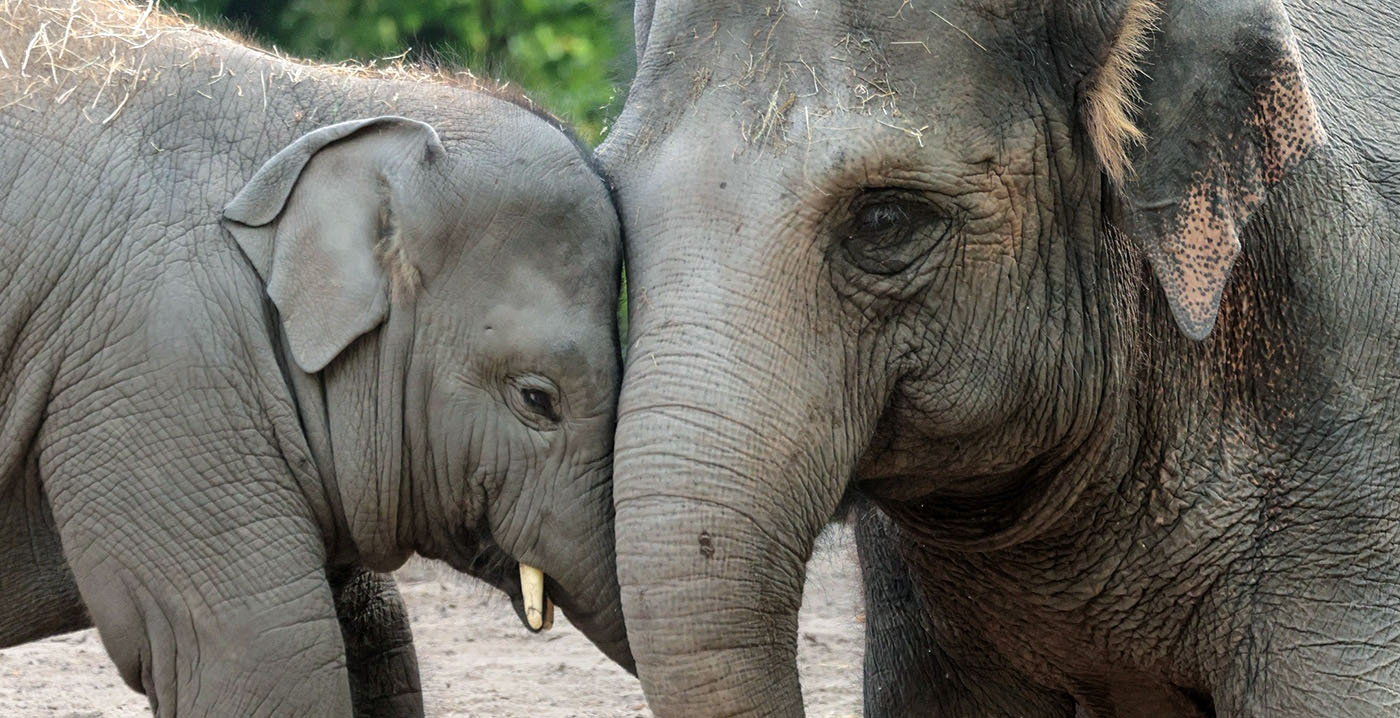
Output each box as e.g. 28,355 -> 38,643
171,0 -> 633,144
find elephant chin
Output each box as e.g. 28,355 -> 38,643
547,576 -> 637,674
436,528 -> 635,674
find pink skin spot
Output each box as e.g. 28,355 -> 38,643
1152,40 -> 1325,337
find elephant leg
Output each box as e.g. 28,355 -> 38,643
853,500 -> 1075,717
50,491 -> 351,717
329,566 -> 424,718
41,401 -> 353,716
55,524 -> 350,715
0,470 -> 89,647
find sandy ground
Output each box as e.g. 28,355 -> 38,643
0,527 -> 864,717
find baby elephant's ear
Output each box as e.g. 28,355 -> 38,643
223,116 -> 445,373
1085,0 -> 1325,339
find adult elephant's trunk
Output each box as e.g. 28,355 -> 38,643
613,194 -> 877,715
614,375 -> 811,713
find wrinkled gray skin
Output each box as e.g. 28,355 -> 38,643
0,1 -> 630,715
601,0 -> 1400,715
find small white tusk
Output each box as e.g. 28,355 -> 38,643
520,564 -> 546,630
542,596 -> 555,631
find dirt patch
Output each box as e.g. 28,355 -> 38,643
0,528 -> 864,717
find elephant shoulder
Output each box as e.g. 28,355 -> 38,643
126,223 -> 274,366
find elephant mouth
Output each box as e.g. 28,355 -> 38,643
447,524 -> 556,634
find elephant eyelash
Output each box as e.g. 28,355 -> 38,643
849,187 -> 957,219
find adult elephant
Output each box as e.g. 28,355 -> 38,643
1,0 -> 630,714
600,0 -> 1400,715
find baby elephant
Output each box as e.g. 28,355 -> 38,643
0,0 -> 629,714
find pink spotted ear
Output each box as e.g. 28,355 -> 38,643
1086,0 -> 1326,339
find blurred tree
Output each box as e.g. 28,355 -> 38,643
172,0 -> 633,144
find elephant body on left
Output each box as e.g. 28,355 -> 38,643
0,1 -> 630,714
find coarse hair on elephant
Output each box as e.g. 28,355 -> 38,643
0,1 -> 631,715
600,0 -> 1400,715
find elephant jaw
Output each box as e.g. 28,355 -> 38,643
430,532 -> 554,633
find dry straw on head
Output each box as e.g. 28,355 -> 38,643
0,0 -> 528,124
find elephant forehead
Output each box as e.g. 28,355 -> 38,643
614,0 -> 1040,167
641,0 -> 1022,63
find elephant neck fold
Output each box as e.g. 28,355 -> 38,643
276,298 -> 416,572
269,324 -> 354,565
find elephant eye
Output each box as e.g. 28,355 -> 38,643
505,375 -> 564,429
519,387 -> 559,422
841,191 -> 950,276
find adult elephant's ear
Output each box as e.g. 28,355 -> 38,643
223,117 -> 445,372
1083,0 -> 1325,339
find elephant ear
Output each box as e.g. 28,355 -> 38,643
1083,0 -> 1325,339
223,117 -> 445,373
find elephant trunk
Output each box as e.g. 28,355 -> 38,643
613,267 -> 860,716
614,470 -> 804,715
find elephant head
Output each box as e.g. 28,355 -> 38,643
599,0 -> 1323,712
223,109 -> 631,669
